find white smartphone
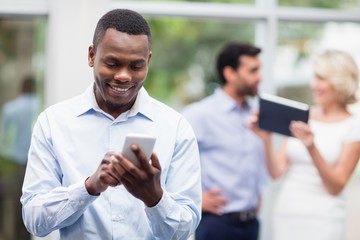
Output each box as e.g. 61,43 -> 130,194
121,133 -> 156,167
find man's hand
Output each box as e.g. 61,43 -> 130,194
118,144 -> 163,207
202,189 -> 228,216
248,111 -> 271,142
85,151 -> 125,196
85,145 -> 163,207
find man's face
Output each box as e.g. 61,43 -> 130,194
88,29 -> 151,117
233,55 -> 261,97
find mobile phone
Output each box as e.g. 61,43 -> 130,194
121,133 -> 156,167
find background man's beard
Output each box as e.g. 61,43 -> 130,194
237,85 -> 258,97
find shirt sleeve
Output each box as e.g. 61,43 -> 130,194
21,112 -> 98,237
345,117 -> 360,143
181,105 -> 205,143
145,116 -> 202,240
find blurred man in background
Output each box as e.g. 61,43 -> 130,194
0,74 -> 40,240
182,42 -> 268,240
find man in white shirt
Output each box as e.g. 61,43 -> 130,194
21,9 -> 201,240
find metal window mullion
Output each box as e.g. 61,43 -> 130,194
110,1 -> 268,20
0,0 -> 48,16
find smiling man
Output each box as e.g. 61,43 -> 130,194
21,9 -> 201,240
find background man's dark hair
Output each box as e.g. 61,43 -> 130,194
92,9 -> 152,50
216,42 -> 261,85
21,75 -> 36,94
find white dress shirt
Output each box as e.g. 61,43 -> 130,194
21,84 -> 202,240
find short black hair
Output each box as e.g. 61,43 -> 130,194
216,42 -> 261,85
21,75 -> 36,94
93,9 -> 151,50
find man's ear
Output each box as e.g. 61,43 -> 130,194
223,66 -> 236,84
147,51 -> 152,64
88,45 -> 95,67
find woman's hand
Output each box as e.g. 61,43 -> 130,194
289,121 -> 314,148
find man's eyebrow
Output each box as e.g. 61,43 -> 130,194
131,59 -> 147,64
102,55 -> 146,64
103,55 -> 119,61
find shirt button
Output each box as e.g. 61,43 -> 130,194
79,200 -> 85,205
113,215 -> 123,221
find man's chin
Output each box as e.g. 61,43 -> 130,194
105,100 -> 128,109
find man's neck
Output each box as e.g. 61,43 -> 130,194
222,86 -> 246,107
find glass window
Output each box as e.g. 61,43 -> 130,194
0,17 -> 46,106
146,17 -> 256,109
275,21 -> 360,105
0,16 -> 46,240
278,0 -> 360,9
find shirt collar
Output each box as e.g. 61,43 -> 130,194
128,87 -> 155,121
214,87 -> 250,112
75,83 -> 155,121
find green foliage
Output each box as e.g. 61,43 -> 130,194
278,22 -> 324,64
278,0 -> 359,9
145,17 -> 255,106
129,0 -> 254,3
0,25 -> 17,58
0,155 -> 16,176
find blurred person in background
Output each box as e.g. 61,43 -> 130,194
0,74 -> 40,240
254,49 -> 360,240
182,42 -> 268,240
21,9 -> 201,240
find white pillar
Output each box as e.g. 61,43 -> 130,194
255,0 -> 278,95
45,0 -> 109,107
34,1 -> 108,239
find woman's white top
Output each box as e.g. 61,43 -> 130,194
274,116 -> 360,219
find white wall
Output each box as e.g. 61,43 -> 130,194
34,1 -> 109,238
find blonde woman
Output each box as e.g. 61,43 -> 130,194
257,50 -> 360,240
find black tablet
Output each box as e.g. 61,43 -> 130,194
258,94 -> 310,136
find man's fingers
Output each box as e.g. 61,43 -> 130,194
131,144 -> 151,168
150,152 -> 161,170
207,189 -> 223,196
